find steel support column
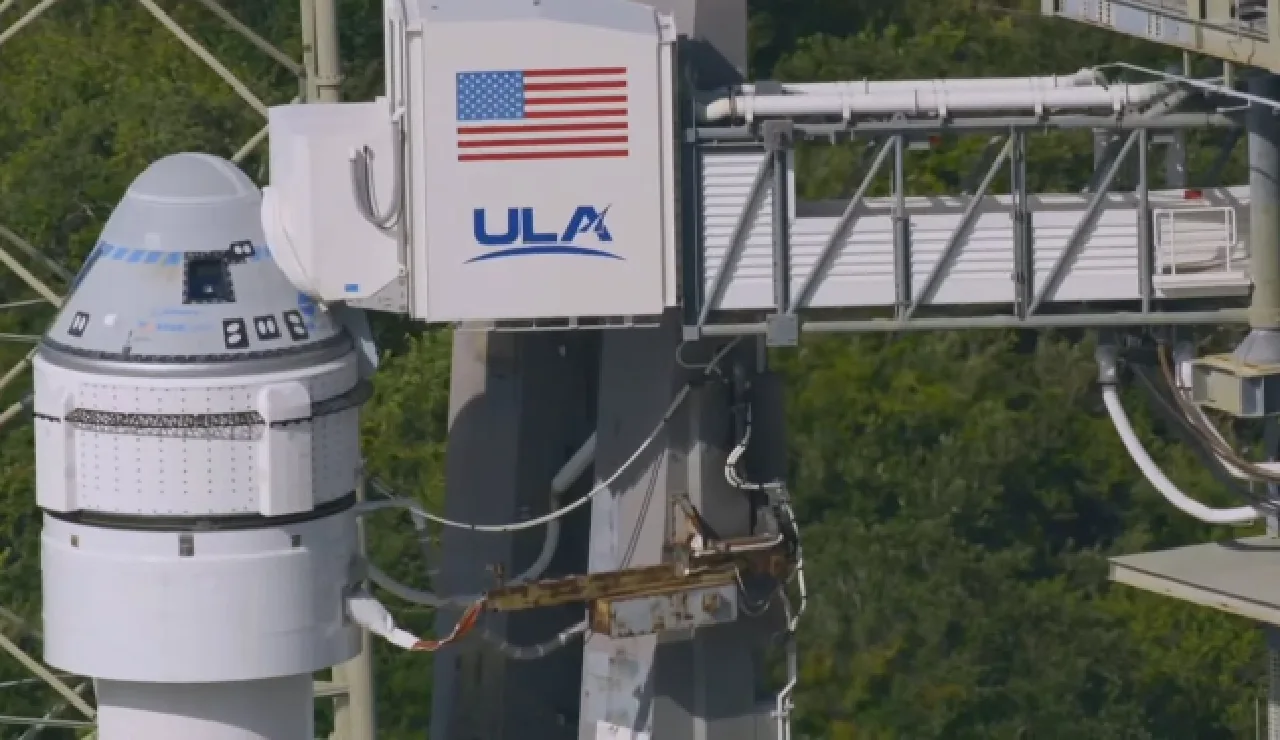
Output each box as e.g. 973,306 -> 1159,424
432,329 -> 597,740
1248,74 -> 1280,332
578,312 -> 773,739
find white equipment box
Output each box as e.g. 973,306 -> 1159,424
264,0 -> 679,323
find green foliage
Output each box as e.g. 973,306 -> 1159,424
0,0 -> 1272,737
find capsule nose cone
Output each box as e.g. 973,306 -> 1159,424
125,152 -> 258,206
43,153 -> 343,363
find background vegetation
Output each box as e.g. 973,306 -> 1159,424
0,0 -> 1272,737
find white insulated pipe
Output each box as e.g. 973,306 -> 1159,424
1101,385 -> 1259,525
736,68 -> 1106,96
700,82 -> 1170,123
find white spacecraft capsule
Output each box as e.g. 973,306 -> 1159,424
32,153 -> 366,740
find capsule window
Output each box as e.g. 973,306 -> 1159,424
183,254 -> 235,304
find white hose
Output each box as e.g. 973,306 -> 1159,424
359,385 -> 687,533
361,340 -> 741,607
366,432 -> 592,606
357,339 -> 739,534
1101,385 -> 1258,525
346,587 -> 423,650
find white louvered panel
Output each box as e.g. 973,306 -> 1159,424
696,145 -> 1254,312
1031,198 -> 1141,303
700,149 -> 795,311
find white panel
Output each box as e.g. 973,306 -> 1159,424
791,213 -> 897,307
700,150 -> 782,310
911,209 -> 1017,305
42,513 -> 359,682
35,352 -> 359,516
75,434 -> 258,516
263,102 -> 403,305
312,409 -> 361,501
33,363 -> 76,512
698,148 -> 1254,312
412,14 -> 670,321
256,382 -> 314,517
1031,194 -> 1141,303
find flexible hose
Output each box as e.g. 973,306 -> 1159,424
1101,384 -> 1258,525
477,620 -> 589,660
357,339 -> 740,534
348,115 -> 405,230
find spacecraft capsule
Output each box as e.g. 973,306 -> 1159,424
33,153 -> 366,740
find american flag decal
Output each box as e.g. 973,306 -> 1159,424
455,67 -> 629,162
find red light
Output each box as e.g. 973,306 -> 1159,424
1183,189 -> 1204,199
927,135 -> 942,147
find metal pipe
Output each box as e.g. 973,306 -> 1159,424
0,0 -> 58,49
1138,128 -> 1154,313
694,113 -> 1239,143
191,0 -> 304,76
0,396 -> 31,430
1248,74 -> 1280,330
299,0 -> 318,101
697,309 -> 1252,335
700,83 -> 1170,123
332,473 -> 376,740
16,681 -> 88,739
1269,628 -> 1280,740
231,96 -> 298,164
0,225 -> 73,283
0,350 -> 34,399
136,0 -> 268,117
0,241 -> 61,307
1104,61 -> 1280,114
736,69 -> 1105,95
892,136 -> 909,312
312,0 -> 342,102
0,630 -> 94,719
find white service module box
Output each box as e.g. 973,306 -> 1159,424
402,0 -> 678,322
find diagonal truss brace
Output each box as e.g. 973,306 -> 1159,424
789,137 -> 895,313
1028,129 -> 1141,316
903,135 -> 1015,320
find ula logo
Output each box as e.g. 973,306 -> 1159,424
468,205 -> 621,263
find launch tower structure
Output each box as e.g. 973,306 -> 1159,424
5,0 -> 1280,738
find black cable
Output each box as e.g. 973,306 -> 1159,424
1128,362 -> 1273,508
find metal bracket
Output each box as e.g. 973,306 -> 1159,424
762,119 -> 794,152
1189,355 -> 1280,418
483,538 -> 790,613
764,314 -> 799,347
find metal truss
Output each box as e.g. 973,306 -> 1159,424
688,107 -> 1251,342
0,2 -> 370,738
